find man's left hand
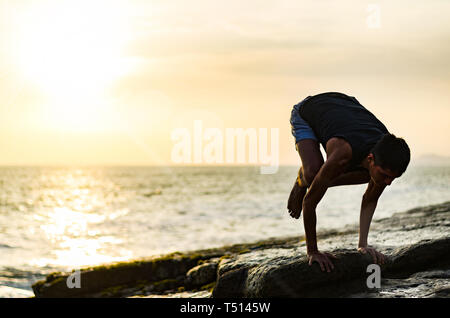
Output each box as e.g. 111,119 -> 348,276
358,246 -> 386,265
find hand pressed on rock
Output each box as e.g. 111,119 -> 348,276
307,251 -> 338,273
358,246 -> 386,265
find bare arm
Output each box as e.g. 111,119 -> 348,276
358,179 -> 385,247
330,169 -> 370,187
302,159 -> 346,253
302,138 -> 352,254
358,179 -> 386,264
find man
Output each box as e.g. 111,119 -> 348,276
287,92 -> 410,272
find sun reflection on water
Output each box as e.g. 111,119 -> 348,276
40,207 -> 106,238
28,169 -> 132,269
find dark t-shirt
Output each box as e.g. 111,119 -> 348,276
299,92 -> 389,167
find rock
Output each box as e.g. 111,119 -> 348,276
349,269 -> 450,298
213,238 -> 450,298
31,235 -> 305,297
32,252 -> 204,298
31,201 -> 450,298
185,261 -> 218,288
384,238 -> 450,278
213,201 -> 450,298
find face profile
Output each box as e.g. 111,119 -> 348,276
367,153 -> 400,186
370,165 -> 399,186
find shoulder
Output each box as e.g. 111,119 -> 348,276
325,137 -> 353,166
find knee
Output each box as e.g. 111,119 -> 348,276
303,164 -> 322,185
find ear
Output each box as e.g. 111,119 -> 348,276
367,153 -> 375,163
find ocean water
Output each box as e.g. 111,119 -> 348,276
0,164 -> 449,297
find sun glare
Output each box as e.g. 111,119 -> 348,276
15,1 -> 133,131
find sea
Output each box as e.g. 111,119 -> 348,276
0,164 -> 449,297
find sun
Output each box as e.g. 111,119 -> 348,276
15,1 -> 133,131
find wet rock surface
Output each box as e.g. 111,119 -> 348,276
31,201 -> 450,298
185,260 -> 219,289
349,269 -> 450,298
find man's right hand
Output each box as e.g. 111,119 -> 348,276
307,251 -> 337,272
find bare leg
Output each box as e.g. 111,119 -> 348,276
287,139 -> 324,219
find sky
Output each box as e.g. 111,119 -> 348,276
0,0 -> 449,166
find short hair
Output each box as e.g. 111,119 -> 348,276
371,133 -> 410,175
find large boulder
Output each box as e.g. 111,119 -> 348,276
212,201 -> 450,298
31,201 -> 450,298
32,252 -> 204,298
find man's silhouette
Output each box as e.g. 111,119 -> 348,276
287,92 -> 410,272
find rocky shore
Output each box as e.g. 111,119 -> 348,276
32,201 -> 450,298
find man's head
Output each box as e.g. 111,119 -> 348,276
367,133 -> 410,186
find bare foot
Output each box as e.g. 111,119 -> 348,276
287,180 -> 307,219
